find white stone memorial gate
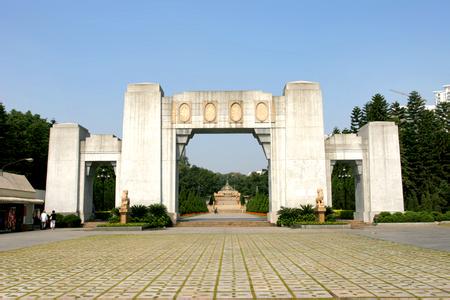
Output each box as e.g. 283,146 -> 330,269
45,81 -> 404,223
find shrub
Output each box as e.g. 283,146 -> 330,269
277,206 -> 316,226
130,205 -> 149,220
63,214 -> 82,227
108,215 -> 119,223
179,190 -> 208,214
435,211 -> 450,221
94,211 -> 111,221
55,213 -> 67,228
325,206 -> 334,217
336,210 -> 354,220
110,207 -> 120,217
374,211 -> 436,223
246,193 -> 269,213
326,214 -> 336,222
299,204 -> 315,215
147,204 -> 172,227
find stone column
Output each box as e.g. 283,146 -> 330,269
121,83 -> 163,206
283,81 -> 327,207
45,123 -> 89,215
358,122 -> 404,221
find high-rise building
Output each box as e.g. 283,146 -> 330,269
434,84 -> 450,105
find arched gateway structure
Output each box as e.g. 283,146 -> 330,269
45,81 -> 404,223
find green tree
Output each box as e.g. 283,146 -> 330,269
350,106 -> 363,133
1,105 -> 52,189
332,127 -> 341,134
366,93 -> 389,122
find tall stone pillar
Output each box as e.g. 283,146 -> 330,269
358,122 -> 404,220
121,83 -> 163,205
45,123 -> 89,214
283,81 -> 327,207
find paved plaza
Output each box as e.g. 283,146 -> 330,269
1,227 -> 449,299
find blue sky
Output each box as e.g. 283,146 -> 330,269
1,0 -> 449,173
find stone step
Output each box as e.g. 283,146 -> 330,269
176,221 -> 273,227
216,209 -> 245,213
82,221 -> 107,230
348,220 -> 373,229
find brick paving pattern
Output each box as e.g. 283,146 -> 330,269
0,231 -> 449,299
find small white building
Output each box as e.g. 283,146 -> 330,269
0,172 -> 44,232
433,84 -> 450,105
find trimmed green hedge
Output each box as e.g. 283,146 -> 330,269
246,193 -> 269,213
333,210 -> 354,220
374,211 -> 450,223
179,190 -> 208,214
55,214 -> 82,228
98,222 -> 151,228
277,205 -> 336,226
94,211 -> 111,221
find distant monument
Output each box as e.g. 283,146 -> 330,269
213,181 -> 242,213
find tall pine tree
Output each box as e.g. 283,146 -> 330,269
366,93 -> 389,121
350,106 -> 363,133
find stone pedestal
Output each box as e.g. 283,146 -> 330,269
120,211 -> 129,224
315,206 -> 326,223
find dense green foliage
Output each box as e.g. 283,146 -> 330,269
276,205 -> 316,226
246,193 -> 269,213
0,104 -> 117,208
110,204 -> 172,228
178,156 -> 268,198
178,156 -> 269,213
331,161 -> 355,210
179,190 -> 208,214
333,210 -> 354,219
93,166 -> 116,211
55,214 -> 82,228
335,93 -> 449,212
374,211 -> 450,223
0,103 -> 53,189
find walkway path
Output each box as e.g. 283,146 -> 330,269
0,228 -> 449,299
179,212 -> 267,222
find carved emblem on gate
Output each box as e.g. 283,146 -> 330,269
229,102 -> 243,122
256,102 -> 269,122
178,103 -> 191,123
204,102 -> 217,123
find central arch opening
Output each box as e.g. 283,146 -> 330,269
177,132 -> 270,224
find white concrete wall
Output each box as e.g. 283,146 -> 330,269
120,83 -> 163,206
283,81 -> 327,208
45,123 -> 89,214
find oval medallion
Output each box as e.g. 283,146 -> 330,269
256,102 -> 268,122
204,103 -> 216,122
230,102 -> 242,122
179,103 -> 190,123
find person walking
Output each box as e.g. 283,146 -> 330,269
50,210 -> 56,230
40,210 -> 48,230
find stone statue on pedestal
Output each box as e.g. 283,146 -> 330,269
315,188 -> 326,223
119,190 -> 130,224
